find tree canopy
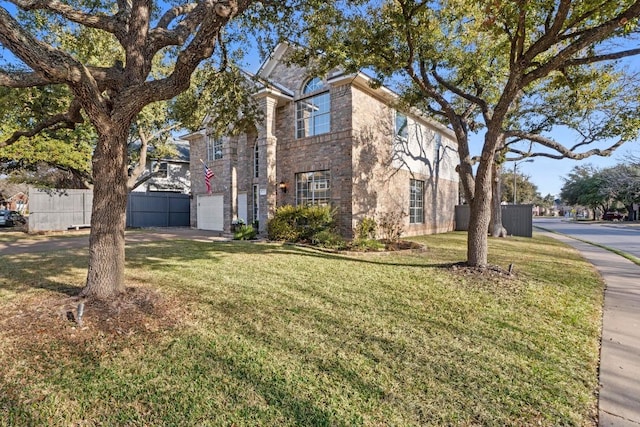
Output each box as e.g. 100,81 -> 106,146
0,0 -> 295,299
561,161 -> 640,219
295,0 -> 640,266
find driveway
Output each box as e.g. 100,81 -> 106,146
0,227 -> 229,256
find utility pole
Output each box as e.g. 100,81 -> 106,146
513,159 -> 533,204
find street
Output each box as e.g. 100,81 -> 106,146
534,217 -> 640,259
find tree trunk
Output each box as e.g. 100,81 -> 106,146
489,162 -> 507,237
81,126 -> 130,299
467,156 -> 493,267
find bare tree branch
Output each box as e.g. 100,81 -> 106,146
505,130 -> 627,159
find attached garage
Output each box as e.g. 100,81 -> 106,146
197,194 -> 224,231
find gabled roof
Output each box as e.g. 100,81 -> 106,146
256,42 -> 456,141
257,42 -> 291,79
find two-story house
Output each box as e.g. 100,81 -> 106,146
183,43 -> 459,238
130,139 -> 191,194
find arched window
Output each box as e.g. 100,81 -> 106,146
303,77 -> 324,94
296,77 -> 330,138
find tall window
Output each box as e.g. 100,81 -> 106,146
395,111 -> 408,139
253,184 -> 259,224
296,171 -> 330,206
156,161 -> 168,178
410,179 -> 424,224
254,143 -> 259,178
296,77 -> 330,138
434,133 -> 442,159
207,135 -> 223,160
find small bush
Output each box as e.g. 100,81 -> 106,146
312,230 -> 347,250
350,238 -> 385,252
378,210 -> 405,242
298,205 -> 336,240
267,204 -> 336,242
267,205 -> 301,241
355,217 -> 377,240
233,224 -> 257,240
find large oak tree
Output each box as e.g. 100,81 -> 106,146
0,0 -> 282,299
297,0 -> 640,267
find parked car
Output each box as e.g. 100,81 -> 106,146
602,211 -> 624,221
0,210 -> 27,227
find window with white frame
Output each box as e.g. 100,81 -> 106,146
296,170 -> 330,206
157,161 -> 168,178
254,143 -> 259,178
395,111 -> 408,139
207,135 -> 223,161
409,179 -> 424,224
296,77 -> 330,138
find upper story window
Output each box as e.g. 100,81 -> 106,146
254,143 -> 259,178
207,135 -> 223,161
395,111 -> 408,139
296,77 -> 330,138
303,77 -> 324,93
157,162 -> 168,178
152,161 -> 168,179
434,133 -> 443,159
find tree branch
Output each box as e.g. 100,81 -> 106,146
1,99 -> 84,146
564,47 -> 640,67
0,66 -> 124,90
523,1 -> 640,85
505,130 -> 627,159
9,0 -> 118,34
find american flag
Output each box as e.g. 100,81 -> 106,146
203,163 -> 214,194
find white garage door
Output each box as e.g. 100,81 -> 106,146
197,195 -> 224,231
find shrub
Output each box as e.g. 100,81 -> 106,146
233,224 -> 257,240
267,205 -> 300,241
378,209 -> 405,242
298,205 -> 336,240
350,238 -> 385,252
312,230 -> 347,250
267,204 -> 337,242
355,217 -> 377,240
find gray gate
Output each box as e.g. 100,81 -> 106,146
455,204 -> 533,237
126,192 -> 190,228
28,188 -> 190,231
28,188 -> 93,232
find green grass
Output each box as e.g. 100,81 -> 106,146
0,232 -> 603,426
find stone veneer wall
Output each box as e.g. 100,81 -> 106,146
189,44 -> 458,238
350,85 -> 459,238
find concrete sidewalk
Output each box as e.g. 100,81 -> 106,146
539,231 -> 640,426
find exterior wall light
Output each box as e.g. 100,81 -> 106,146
279,181 -> 287,193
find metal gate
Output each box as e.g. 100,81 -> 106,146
126,192 -> 190,228
455,204 -> 533,237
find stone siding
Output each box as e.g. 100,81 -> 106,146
188,43 -> 459,239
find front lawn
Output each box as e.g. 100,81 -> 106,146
0,232 -> 602,426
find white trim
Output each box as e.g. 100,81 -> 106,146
330,72 -> 457,142
257,42 -> 290,79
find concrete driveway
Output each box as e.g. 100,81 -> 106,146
0,227 -> 229,255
